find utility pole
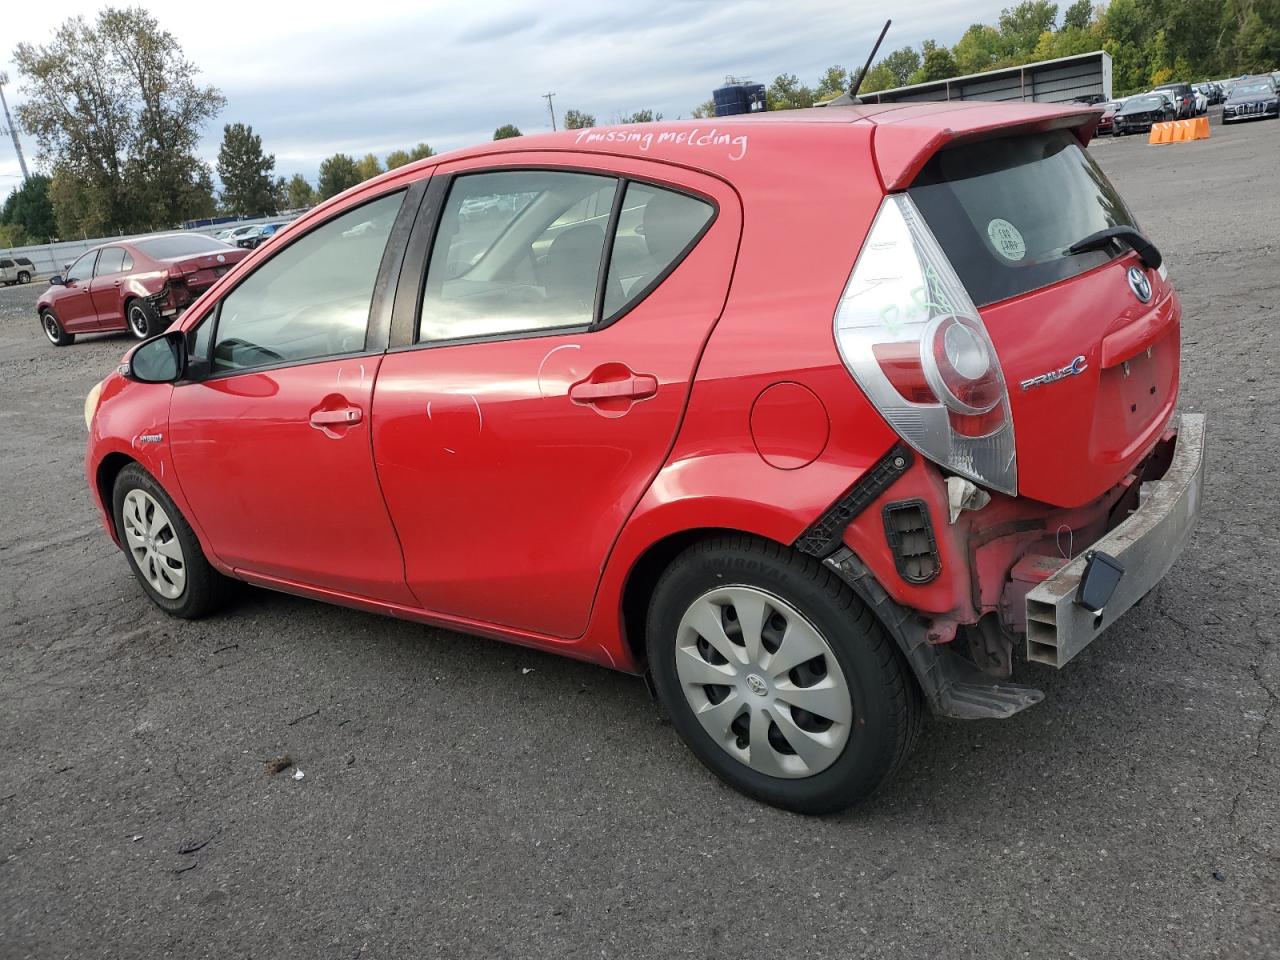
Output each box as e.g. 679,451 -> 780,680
542,90 -> 558,131
0,73 -> 31,183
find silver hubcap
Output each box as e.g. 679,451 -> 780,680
121,489 -> 186,599
129,306 -> 147,337
674,585 -> 852,779
43,315 -> 59,342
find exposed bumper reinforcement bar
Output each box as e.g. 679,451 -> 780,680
1025,413 -> 1206,668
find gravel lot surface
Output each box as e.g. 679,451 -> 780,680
2,115 -> 1277,959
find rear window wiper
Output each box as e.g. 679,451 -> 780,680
1066,225 -> 1162,271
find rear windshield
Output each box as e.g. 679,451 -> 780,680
908,130 -> 1137,307
133,235 -> 231,259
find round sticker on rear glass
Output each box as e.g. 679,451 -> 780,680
986,218 -> 1026,262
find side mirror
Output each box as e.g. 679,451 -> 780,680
48,275 -> 64,286
123,331 -> 187,384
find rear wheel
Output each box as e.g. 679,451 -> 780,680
112,463 -> 229,618
17,271 -> 30,284
127,299 -> 163,340
646,535 -> 922,815
40,310 -> 74,346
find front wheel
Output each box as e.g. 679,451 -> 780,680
646,535 -> 921,815
112,463 -> 229,618
17,271 -> 30,284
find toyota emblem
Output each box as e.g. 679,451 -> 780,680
1127,265 -> 1152,303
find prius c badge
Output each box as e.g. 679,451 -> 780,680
1020,356 -> 1088,391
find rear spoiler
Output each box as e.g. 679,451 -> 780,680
867,104 -> 1105,192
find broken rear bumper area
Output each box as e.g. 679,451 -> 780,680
1024,412 -> 1205,668
803,414 -> 1206,719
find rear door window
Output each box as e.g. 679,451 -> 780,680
420,171 -> 618,342
95,247 -> 126,275
908,130 -> 1138,306
602,182 -> 714,321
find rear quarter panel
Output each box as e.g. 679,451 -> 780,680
580,123 -> 909,669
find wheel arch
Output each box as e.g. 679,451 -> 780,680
619,526 -> 753,669
95,451 -> 137,543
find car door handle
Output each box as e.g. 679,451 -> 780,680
309,407 -> 363,426
568,373 -> 658,402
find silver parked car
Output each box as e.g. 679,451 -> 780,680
0,255 -> 37,285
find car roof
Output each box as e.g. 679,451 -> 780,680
386,99 -> 1098,180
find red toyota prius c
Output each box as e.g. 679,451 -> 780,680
83,102 -> 1206,814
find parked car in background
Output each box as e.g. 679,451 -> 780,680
1151,82 -> 1196,118
1113,94 -> 1175,134
0,256 -> 37,285
36,234 -> 248,345
215,224 -> 259,243
235,222 -> 288,250
1222,75 -> 1280,123
1095,99 -> 1124,135
83,104 -> 1204,813
1072,93 -> 1106,105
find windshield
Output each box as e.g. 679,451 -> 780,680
909,130 -> 1137,306
1231,81 -> 1274,98
1123,97 -> 1164,111
133,235 -> 232,259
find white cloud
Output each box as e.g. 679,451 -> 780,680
1,0 -> 995,188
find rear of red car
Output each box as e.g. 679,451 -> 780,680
128,235 -> 251,319
805,105 -> 1203,695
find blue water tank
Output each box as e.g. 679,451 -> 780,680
713,81 -> 767,116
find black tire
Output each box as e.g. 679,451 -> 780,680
17,271 -> 30,284
40,309 -> 74,346
126,298 -> 164,340
646,535 -> 922,815
112,463 -> 229,619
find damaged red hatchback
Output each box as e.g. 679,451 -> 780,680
84,102 -> 1205,813
38,234 -> 248,346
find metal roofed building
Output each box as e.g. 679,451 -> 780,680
824,50 -> 1113,106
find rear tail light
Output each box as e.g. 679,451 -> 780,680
834,194 -> 1017,495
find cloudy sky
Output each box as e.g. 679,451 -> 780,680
1,0 -> 997,189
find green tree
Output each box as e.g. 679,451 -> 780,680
317,153 -> 361,199
1061,0 -> 1092,31
49,165 -> 111,238
766,74 -> 815,110
690,99 -> 717,118
0,174 -> 57,243
954,24 -> 1005,73
285,173 -> 316,209
356,153 -> 382,181
997,1 -> 1059,58
493,124 -> 522,139
858,63 -> 899,93
386,142 -> 435,169
880,47 -> 923,86
913,42 -> 961,82
216,123 -> 277,216
815,65 -> 851,99
563,109 -> 595,129
617,109 -> 663,123
13,8 -> 223,233
0,224 -> 25,248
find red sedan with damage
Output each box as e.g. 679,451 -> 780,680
83,102 -> 1205,813
38,234 -> 248,346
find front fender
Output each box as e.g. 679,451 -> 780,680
86,374 -> 225,572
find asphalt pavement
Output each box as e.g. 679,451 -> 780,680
1,114 -> 1277,959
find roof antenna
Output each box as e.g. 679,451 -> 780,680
849,19 -> 892,102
